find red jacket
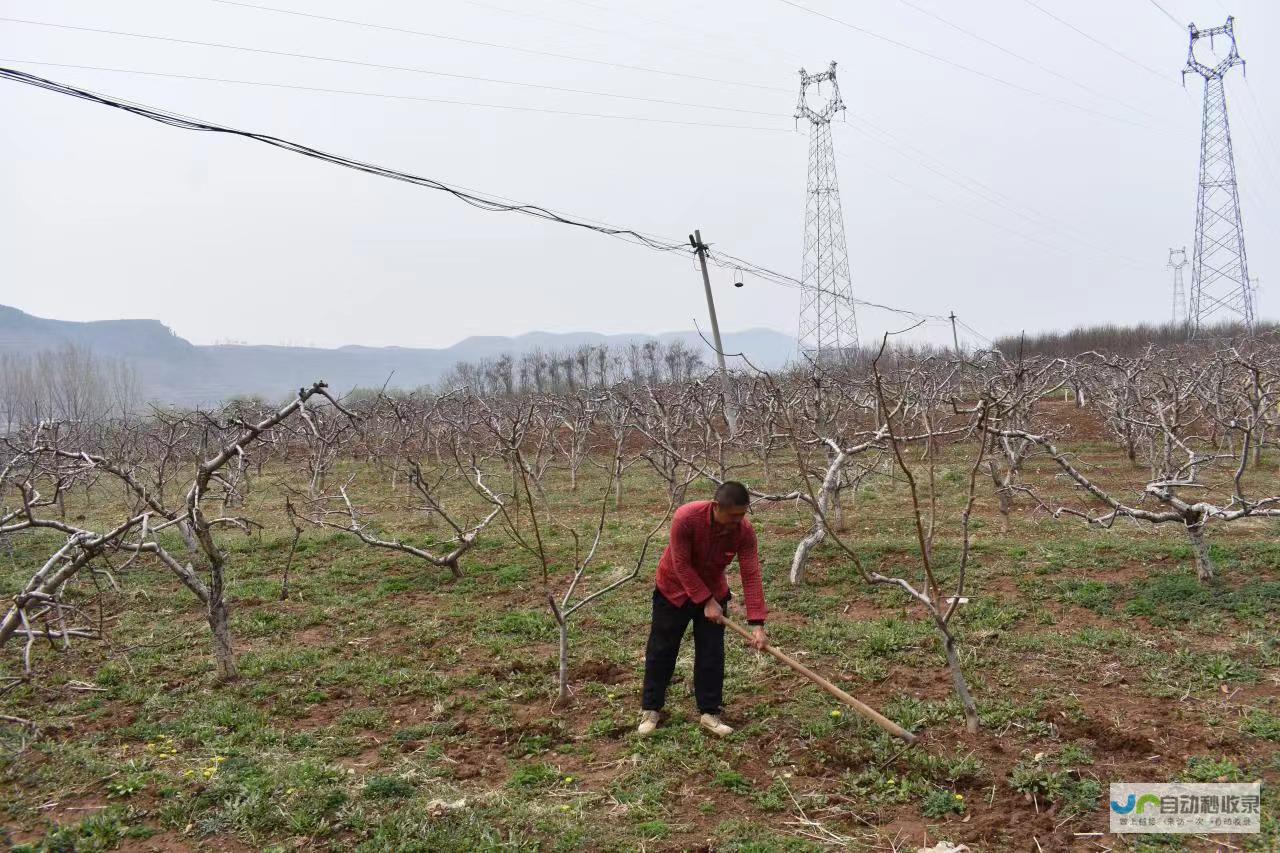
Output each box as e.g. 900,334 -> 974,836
655,500 -> 768,624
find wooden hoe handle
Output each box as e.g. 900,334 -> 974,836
723,617 -> 917,744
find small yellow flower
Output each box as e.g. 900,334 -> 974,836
830,710 -> 842,719
955,794 -> 964,800
564,776 -> 574,784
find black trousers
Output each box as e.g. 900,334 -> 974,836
641,587 -> 730,715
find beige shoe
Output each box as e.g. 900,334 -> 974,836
699,713 -> 734,737
637,710 -> 660,736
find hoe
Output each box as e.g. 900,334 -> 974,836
724,617 -> 916,744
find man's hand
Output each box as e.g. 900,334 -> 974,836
750,626 -> 768,651
703,597 -> 724,625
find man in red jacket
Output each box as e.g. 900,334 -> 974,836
638,481 -> 768,737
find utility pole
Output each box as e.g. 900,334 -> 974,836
948,311 -> 960,358
690,229 -> 736,431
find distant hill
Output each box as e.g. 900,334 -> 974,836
0,305 -> 796,406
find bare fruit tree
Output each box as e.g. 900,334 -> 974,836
993,345 -> 1280,580
494,442 -> 682,704
293,459 -> 506,580
0,381 -> 351,682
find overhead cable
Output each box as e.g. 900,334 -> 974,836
0,17 -> 785,118
0,66 -> 691,254
1146,0 -> 1186,29
1017,0 -> 1174,84
0,65 -> 1024,339
772,0 -> 1153,128
0,59 -> 793,133
206,0 -> 792,94
450,0 -> 801,73
888,0 -> 1169,124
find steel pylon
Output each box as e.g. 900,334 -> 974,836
1168,247 -> 1188,328
1184,17 -> 1253,333
796,62 -> 858,363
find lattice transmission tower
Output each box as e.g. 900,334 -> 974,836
1183,17 -> 1253,333
795,62 -> 858,363
1168,247 -> 1188,327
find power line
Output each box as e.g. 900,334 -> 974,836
1243,78 -> 1280,168
0,66 -> 1113,344
771,0 -> 1154,128
0,17 -> 785,118
521,0 -> 808,67
1017,0 -> 1174,84
850,112 -> 1142,249
714,245 -> 948,323
954,317 -> 995,346
0,66 -> 697,253
0,65 -> 872,315
888,0 -> 1168,125
0,59 -> 794,133
705,244 -> 961,327
8,56 -> 1164,288
9,56 -> 1175,282
835,139 -> 1081,263
206,0 -> 791,94
1146,0 -> 1185,29
1230,96 -> 1280,203
845,117 -> 1149,269
450,0 -> 796,76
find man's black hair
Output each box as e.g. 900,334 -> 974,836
714,481 -> 750,508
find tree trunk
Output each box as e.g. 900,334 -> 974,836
942,628 -> 979,733
671,475 -> 688,508
791,450 -> 844,585
281,529 -> 300,601
988,461 -> 1011,534
832,487 -> 847,532
208,596 -> 239,681
790,520 -> 826,585
1187,524 -> 1214,582
557,619 -> 570,705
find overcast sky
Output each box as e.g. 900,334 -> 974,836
1,0 -> 1276,350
